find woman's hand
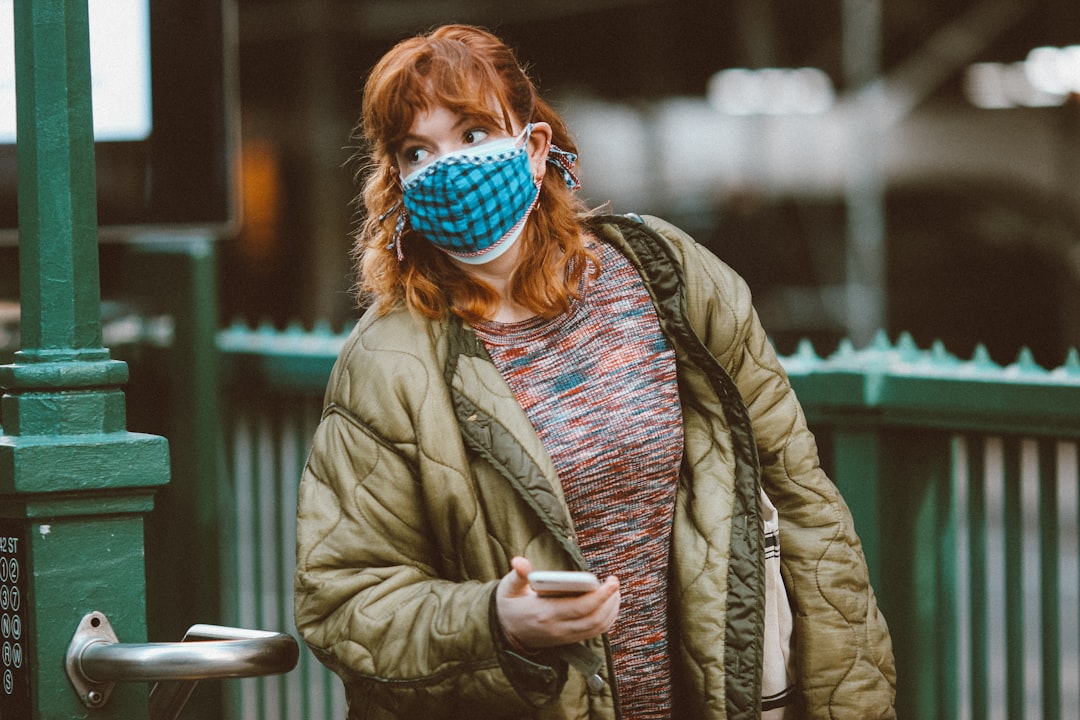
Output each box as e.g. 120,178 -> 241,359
495,556 -> 620,649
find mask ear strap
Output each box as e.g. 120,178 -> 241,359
375,167 -> 408,261
378,199 -> 408,262
547,145 -> 581,190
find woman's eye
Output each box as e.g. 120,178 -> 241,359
463,128 -> 490,145
403,147 -> 430,166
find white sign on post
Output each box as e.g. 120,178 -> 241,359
0,0 -> 152,142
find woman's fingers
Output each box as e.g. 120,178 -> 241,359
496,563 -> 620,647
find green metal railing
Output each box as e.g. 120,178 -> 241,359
216,321 -> 350,720
782,333 -> 1080,719
213,322 -> 1080,720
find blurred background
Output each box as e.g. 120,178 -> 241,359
2,0 -> 1080,364
226,0 -> 1080,366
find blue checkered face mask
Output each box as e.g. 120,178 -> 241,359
400,124 -> 539,265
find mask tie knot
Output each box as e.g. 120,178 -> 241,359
379,201 -> 408,262
547,145 -> 581,190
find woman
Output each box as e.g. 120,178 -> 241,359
294,24 -> 896,720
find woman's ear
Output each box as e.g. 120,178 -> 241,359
526,122 -> 554,181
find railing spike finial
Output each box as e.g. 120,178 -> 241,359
834,338 -> 856,358
930,339 -> 952,364
1063,347 -> 1080,375
896,332 -> 919,362
1011,346 -> 1044,374
971,343 -> 998,369
795,338 -> 819,361
871,329 -> 892,351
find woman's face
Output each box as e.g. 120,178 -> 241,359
394,104 -> 552,181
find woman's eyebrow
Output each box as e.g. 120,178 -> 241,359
399,116 -> 474,148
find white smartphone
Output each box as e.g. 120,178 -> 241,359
528,570 -> 600,597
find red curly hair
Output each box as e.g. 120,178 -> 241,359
351,24 -> 597,323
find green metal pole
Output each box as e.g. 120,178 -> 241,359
967,439 -> 988,720
1002,439 -> 1024,720
1038,440 -> 1061,720
0,1 -> 169,718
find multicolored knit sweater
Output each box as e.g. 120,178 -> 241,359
474,241 -> 684,719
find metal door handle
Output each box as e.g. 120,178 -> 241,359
65,611 -> 299,719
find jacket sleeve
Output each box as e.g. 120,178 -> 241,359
648,217 -> 897,719
293,335 -> 562,716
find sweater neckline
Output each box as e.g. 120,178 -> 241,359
471,241 -> 597,345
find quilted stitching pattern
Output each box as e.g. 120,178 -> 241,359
632,215 -> 897,719
293,216 -> 895,719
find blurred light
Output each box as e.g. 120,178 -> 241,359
1024,45 -> 1080,95
964,45 -> 1079,110
0,0 -> 152,142
707,67 -> 835,116
238,139 -> 284,263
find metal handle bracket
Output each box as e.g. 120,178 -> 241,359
65,611 -> 121,709
65,611 -> 300,717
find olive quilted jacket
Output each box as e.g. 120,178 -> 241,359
294,215 -> 897,719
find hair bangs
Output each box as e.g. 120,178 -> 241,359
421,48 -> 515,132
365,38 -> 516,157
